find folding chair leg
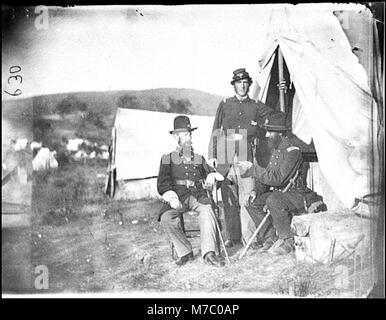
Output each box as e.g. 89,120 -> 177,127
217,234 -> 223,257
171,242 -> 177,260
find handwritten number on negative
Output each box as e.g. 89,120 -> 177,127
4,66 -> 22,96
10,66 -> 21,74
8,74 -> 23,84
4,89 -> 22,96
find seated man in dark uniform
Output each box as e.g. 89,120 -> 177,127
237,112 -> 326,255
157,115 -> 225,267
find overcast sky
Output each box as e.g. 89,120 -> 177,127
2,3 -> 361,100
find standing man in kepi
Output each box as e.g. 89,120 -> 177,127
208,68 -> 275,247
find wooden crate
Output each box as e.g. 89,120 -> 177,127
291,210 -> 372,264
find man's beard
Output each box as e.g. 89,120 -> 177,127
178,140 -> 193,156
267,135 -> 281,150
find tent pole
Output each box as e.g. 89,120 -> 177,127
110,126 -> 117,198
278,47 -> 286,112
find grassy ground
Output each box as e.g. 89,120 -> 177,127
2,161 -> 375,296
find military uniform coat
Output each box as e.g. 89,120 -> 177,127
208,96 -> 275,176
245,136 -> 325,239
157,149 -> 214,220
245,136 -> 306,191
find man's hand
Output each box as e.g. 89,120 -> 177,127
235,160 -> 253,176
169,198 -> 183,210
307,200 -> 323,213
242,190 -> 257,207
277,80 -> 288,93
204,172 -> 224,189
208,158 -> 217,169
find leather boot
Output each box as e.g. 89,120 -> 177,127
224,239 -> 241,248
175,252 -> 194,266
269,238 -> 295,256
258,238 -> 276,252
203,251 -> 225,267
258,234 -> 278,252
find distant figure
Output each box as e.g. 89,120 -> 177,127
157,115 -> 225,267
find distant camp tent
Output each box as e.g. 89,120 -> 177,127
249,5 -> 383,210
105,108 -> 214,200
32,147 -> 58,171
66,138 -> 85,152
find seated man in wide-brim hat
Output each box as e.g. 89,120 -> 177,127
157,115 -> 225,267
237,112 -> 326,255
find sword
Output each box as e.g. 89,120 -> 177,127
204,181 -> 230,263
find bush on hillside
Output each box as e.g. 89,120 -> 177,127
75,110 -> 107,143
56,96 -> 88,115
33,118 -> 52,143
118,95 -> 140,109
33,96 -> 50,116
84,110 -> 105,128
167,97 -> 192,114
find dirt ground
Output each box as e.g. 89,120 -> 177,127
2,162 -> 375,297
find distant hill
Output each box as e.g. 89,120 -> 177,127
2,88 -> 222,147
3,88 -> 221,117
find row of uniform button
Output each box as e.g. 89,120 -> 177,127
269,149 -> 282,166
180,160 -> 200,177
185,172 -> 198,176
237,109 -> 242,128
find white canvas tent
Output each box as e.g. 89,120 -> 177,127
32,147 -> 58,171
249,4 -> 382,209
108,108 -> 214,200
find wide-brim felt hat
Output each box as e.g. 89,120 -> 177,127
262,112 -> 290,132
169,115 -> 197,134
231,68 -> 253,85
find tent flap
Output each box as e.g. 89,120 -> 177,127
254,6 -> 378,208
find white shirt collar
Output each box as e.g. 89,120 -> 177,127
235,94 -> 249,102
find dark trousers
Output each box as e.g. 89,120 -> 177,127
221,178 -> 270,242
266,190 -> 305,240
220,177 -> 241,241
246,192 -> 276,242
246,188 -> 306,241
